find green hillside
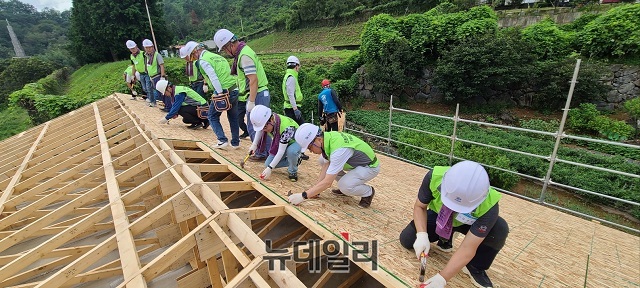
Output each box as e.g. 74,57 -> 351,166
247,22 -> 365,53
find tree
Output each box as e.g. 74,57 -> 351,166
69,0 -> 170,64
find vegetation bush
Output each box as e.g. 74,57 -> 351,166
522,19 -> 575,60
0,57 -> 56,106
577,4 -> 640,58
0,106 -> 33,141
568,103 -> 634,141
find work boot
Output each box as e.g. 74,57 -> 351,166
300,153 -> 310,160
331,189 -> 346,196
358,186 -> 375,208
436,238 -> 453,253
288,172 -> 298,182
463,265 -> 494,288
202,120 -> 210,129
249,155 -> 267,162
187,123 -> 202,129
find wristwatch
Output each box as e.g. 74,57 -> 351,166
302,192 -> 308,199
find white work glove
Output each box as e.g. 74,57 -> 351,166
246,101 -> 255,113
203,84 -> 209,93
248,144 -> 258,155
160,76 -> 167,81
413,232 -> 430,259
158,117 -> 169,125
424,273 -> 446,288
260,167 -> 272,180
288,193 -> 305,205
132,90 -> 138,96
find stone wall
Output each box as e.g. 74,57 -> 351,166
355,64 -> 640,109
497,11 -> 584,28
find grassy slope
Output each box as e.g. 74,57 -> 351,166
66,61 -> 131,100
0,106 -> 33,140
247,22 -> 365,53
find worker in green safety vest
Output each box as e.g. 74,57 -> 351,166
178,42 -> 206,97
126,40 -> 148,99
399,161 -> 509,288
290,123 -> 380,208
214,28 -> 270,161
142,39 -> 166,108
282,55 -> 304,124
155,79 -> 209,129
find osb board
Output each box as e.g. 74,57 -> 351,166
116,93 -> 640,288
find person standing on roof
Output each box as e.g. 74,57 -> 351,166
249,105 -> 302,182
214,29 -> 270,160
317,79 -> 344,132
123,65 -> 141,99
399,161 -> 509,288
142,39 -> 167,109
288,123 -> 379,208
178,43 -> 206,97
282,55 -> 310,161
184,40 -> 240,150
126,40 -> 149,99
155,79 -> 209,129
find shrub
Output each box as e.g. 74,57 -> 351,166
568,103 -> 634,141
577,4 -> 640,57
328,53 -> 362,81
519,119 -> 560,133
560,13 -> 599,32
567,102 -> 600,132
522,19 -> 575,60
0,57 -> 56,106
624,97 -> 640,120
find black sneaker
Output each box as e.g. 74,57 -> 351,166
300,153 -> 310,160
239,131 -> 249,139
331,189 -> 346,196
187,123 -> 202,129
202,120 -> 209,129
463,265 -> 494,288
288,172 -> 298,182
358,186 -> 375,208
436,238 -> 453,252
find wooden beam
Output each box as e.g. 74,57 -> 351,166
337,269 -> 365,288
0,122 -> 49,214
311,269 -> 333,288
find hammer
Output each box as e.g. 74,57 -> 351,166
418,252 -> 428,282
239,153 -> 250,168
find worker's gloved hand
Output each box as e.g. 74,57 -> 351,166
246,101 -> 255,113
413,232 -> 430,259
288,193 -> 305,205
319,116 -> 326,126
132,90 -> 138,96
248,144 -> 257,155
158,117 -> 169,125
424,273 -> 446,288
294,109 -> 302,121
260,167 -> 272,180
203,84 -> 209,93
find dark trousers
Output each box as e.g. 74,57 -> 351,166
399,210 -> 508,270
284,107 -> 304,125
190,81 -> 205,97
237,100 -> 248,134
324,112 -> 340,131
178,105 -> 207,125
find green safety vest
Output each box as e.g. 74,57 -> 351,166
124,66 -> 133,76
236,45 -> 268,98
188,62 -> 202,82
236,77 -> 247,101
282,69 -> 303,109
269,114 -> 299,143
197,51 -> 236,91
174,86 -> 207,106
145,51 -> 160,77
323,131 -> 379,170
428,166 -> 501,227
130,52 -> 145,74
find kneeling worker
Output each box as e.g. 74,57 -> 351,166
249,105 -> 302,182
399,161 -> 509,288
156,79 -> 209,129
288,124 -> 379,208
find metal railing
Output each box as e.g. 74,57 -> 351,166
345,59 -> 640,233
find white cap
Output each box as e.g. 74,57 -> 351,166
213,29 -> 234,51
184,41 -> 199,56
142,39 -> 153,47
156,79 -> 169,94
126,40 -> 136,49
286,56 -> 300,66
250,105 -> 272,131
440,161 -> 490,213
295,123 -> 321,153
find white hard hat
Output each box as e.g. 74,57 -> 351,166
156,79 -> 169,94
126,40 -> 136,49
250,105 -> 272,131
142,39 -> 153,47
295,123 -> 321,153
184,41 -> 199,56
213,29 -> 234,52
440,161 -> 490,213
286,56 -> 300,66
179,46 -> 188,59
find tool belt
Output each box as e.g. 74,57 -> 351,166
196,105 -> 210,119
325,112 -> 339,124
211,92 -> 231,112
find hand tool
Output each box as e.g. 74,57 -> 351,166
239,153 -> 250,168
419,252 -> 427,282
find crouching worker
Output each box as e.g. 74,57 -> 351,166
288,124 -> 379,208
399,161 -> 509,288
156,79 -> 209,129
249,105 -> 301,182
123,65 -> 141,100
